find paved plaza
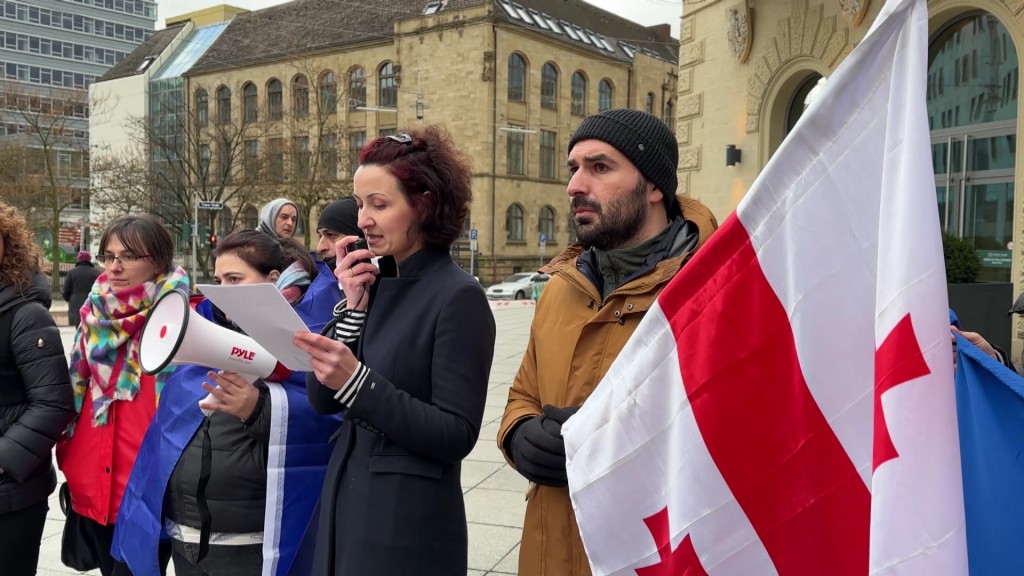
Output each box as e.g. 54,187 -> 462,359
37,302 -> 536,576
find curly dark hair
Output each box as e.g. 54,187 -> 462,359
358,126 -> 473,248
0,200 -> 41,291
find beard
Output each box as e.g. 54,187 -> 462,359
320,254 -> 337,270
572,177 -> 649,250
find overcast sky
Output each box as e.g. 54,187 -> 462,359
157,0 -> 683,36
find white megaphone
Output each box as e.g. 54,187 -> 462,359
139,290 -> 292,413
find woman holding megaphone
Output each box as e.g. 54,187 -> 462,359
111,230 -> 342,576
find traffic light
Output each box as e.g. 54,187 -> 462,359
208,234 -> 217,250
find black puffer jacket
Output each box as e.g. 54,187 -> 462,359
0,271 -> 75,514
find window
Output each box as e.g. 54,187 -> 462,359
664,98 -> 674,128
378,128 -> 397,138
217,140 -> 232,182
507,125 -> 525,175
268,138 -> 284,181
571,72 -> 586,115
320,133 -> 337,180
195,89 -> 208,128
541,63 -> 558,109
242,82 -> 257,122
506,204 -> 524,241
378,61 -> 397,108
508,53 -> 526,102
293,75 -> 309,118
218,206 -> 233,235
242,205 -> 258,229
539,206 -> 555,243
319,70 -> 337,115
349,131 -> 366,172
540,129 -> 557,179
244,139 -> 259,181
645,92 -> 655,114
267,79 -> 282,121
293,136 -> 310,180
199,144 -> 211,182
349,67 -> 366,109
598,79 -> 613,112
216,86 -> 231,125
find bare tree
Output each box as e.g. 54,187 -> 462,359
282,61 -> 358,245
89,145 -> 154,230
0,81 -> 90,292
132,79 -> 274,278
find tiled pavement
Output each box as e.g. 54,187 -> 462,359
39,302 -> 536,575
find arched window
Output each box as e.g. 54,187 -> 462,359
216,86 -> 231,125
571,71 -> 587,116
242,82 -> 257,122
293,74 -> 309,118
349,66 -> 366,109
664,98 -> 674,128
508,53 -> 527,102
506,204 -> 524,241
539,205 -> 555,242
645,91 -> 655,114
541,62 -> 558,109
218,206 -> 234,235
195,89 -> 208,128
786,74 -> 825,133
267,78 -> 283,121
319,70 -> 337,114
378,61 -> 397,108
242,205 -> 258,230
598,79 -> 613,112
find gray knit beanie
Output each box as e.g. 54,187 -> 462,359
568,108 -> 678,214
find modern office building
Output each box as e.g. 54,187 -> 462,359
0,0 -> 155,249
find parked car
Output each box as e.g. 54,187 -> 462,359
486,272 -> 549,300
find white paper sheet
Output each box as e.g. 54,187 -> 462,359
196,283 -> 312,371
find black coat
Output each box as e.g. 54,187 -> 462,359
62,261 -> 100,327
0,271 -> 75,514
306,247 -> 496,576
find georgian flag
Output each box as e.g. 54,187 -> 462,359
562,0 -> 971,573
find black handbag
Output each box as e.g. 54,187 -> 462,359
59,482 -> 102,571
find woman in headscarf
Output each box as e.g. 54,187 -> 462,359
257,198 -> 299,239
0,200 -> 75,576
56,215 -> 190,575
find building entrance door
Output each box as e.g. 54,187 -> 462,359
928,12 -> 1019,282
932,124 -> 1015,281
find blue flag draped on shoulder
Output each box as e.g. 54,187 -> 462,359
112,298 -> 342,576
955,333 -> 1024,575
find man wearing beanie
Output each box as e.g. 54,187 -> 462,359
314,196 -> 362,270
257,197 -> 299,239
498,108 -> 718,576
62,250 -> 100,327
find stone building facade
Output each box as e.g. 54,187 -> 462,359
179,0 -> 679,282
681,0 -> 1023,350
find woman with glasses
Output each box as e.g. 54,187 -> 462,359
294,127 -> 496,575
112,229 -> 341,576
57,215 -> 189,575
0,201 -> 75,576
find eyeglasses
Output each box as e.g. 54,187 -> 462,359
98,253 -> 151,265
386,133 -> 412,144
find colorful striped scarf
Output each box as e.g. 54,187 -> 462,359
69,266 -> 191,430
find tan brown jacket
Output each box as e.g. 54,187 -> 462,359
498,196 -> 718,576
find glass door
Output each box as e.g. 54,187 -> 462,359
933,125 -> 1015,281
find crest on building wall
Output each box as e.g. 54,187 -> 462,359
726,2 -> 753,64
837,0 -> 869,26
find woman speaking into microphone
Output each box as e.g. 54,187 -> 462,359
294,127 -> 496,575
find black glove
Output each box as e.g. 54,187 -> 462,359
510,405 -> 580,487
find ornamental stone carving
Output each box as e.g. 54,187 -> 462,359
837,0 -> 869,26
726,3 -> 753,64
